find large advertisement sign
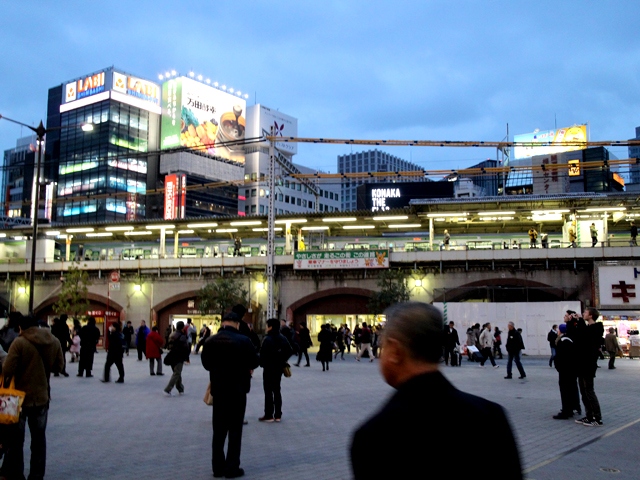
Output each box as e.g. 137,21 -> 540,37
164,174 -> 186,220
294,250 -> 389,270
598,265 -> 640,307
532,154 -> 570,195
357,182 -> 454,211
61,68 -> 161,113
247,105 -> 298,155
513,125 -> 587,160
160,77 -> 247,164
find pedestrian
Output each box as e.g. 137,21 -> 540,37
0,312 -> 21,352
590,223 -> 598,247
135,320 -> 150,361
547,324 -> 558,368
279,319 -> 297,356
344,326 -> 353,354
465,327 -> 476,361
541,233 -> 549,248
194,324 -> 211,354
563,310 -> 583,416
188,319 -> 197,352
552,323 -> 578,419
443,321 -> 459,366
77,316 -> 100,377
259,318 -> 293,422
184,318 -> 195,363
604,327 -> 622,369
631,222 -> 638,246
356,322 -> 374,362
146,325 -> 165,375
122,320 -> 134,356
493,326 -> 503,359
164,324 -> 173,346
234,236 -> 242,256
443,229 -> 451,250
478,323 -> 499,368
575,308 -> 604,426
201,313 -> 259,478
528,227 -> 538,248
334,325 -> 346,360
163,321 -> 189,396
504,322 -> 526,379
50,315 -> 71,377
350,302 -> 523,479
69,330 -> 80,363
568,227 -> 577,248
0,314 -> 64,480
294,322 -> 312,367
317,324 -> 333,371
101,322 -> 125,383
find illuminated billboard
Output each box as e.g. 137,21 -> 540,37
61,68 -> 161,114
160,77 -> 247,164
246,105 -> 298,155
164,174 -> 187,220
513,125 -> 587,160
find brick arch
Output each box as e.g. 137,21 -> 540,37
433,278 -> 569,303
286,287 -> 375,329
35,292 -> 124,321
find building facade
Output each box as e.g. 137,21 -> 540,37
2,135 -> 37,219
338,150 -> 424,211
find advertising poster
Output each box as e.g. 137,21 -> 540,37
514,125 -> 587,160
294,250 -> 389,270
164,174 -> 177,220
161,77 -> 247,164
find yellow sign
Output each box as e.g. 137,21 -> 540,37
568,159 -> 581,176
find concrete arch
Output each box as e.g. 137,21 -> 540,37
433,278 -> 571,303
286,287 -> 375,329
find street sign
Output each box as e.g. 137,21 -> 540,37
109,282 -> 120,291
110,270 -> 120,283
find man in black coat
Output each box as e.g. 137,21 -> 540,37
51,315 -> 71,376
259,318 -> 293,422
201,313 -> 260,478
294,323 -> 312,367
575,307 -> 604,426
77,317 -> 100,377
442,321 -> 459,366
552,322 -> 578,419
504,321 -> 526,379
350,302 -> 522,480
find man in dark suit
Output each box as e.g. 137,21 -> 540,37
442,320 -> 459,366
202,313 -> 260,478
350,302 -> 522,479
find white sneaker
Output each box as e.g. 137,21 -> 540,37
478,365 -> 485,368
163,391 -> 171,396
493,365 -> 500,369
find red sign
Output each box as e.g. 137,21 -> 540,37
110,271 -> 120,283
164,174 -> 177,219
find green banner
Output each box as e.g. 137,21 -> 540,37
293,250 -> 389,270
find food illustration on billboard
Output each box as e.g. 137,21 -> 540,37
161,77 -> 246,164
513,125 -> 587,159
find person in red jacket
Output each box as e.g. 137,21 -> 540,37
146,326 -> 165,376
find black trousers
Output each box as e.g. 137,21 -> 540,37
558,371 -> 579,414
578,375 -> 602,421
443,346 -> 455,365
263,368 -> 283,418
78,349 -> 95,375
212,393 -> 247,475
296,348 -> 310,366
103,354 -> 124,381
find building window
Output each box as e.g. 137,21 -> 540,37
251,205 -> 256,213
259,205 -> 265,214
251,189 -> 257,197
296,198 -> 301,206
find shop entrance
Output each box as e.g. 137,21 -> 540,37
306,314 -> 384,336
170,315 -> 221,337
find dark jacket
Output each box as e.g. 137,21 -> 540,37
360,327 -> 372,344
259,331 -> 293,371
350,371 -> 522,479
297,326 -> 312,349
505,328 -> 525,354
547,329 -> 558,349
106,330 -> 124,357
79,324 -> 101,352
201,325 -> 260,395
167,330 -> 189,364
51,320 -> 71,352
554,336 -> 577,375
444,326 -> 460,348
3,327 -> 64,407
577,322 -> 604,378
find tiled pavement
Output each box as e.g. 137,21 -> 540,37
13,350 -> 640,479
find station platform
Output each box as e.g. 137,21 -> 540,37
15,350 -> 640,479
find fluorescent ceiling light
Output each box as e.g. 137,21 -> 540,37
387,224 -> 422,228
478,211 -> 515,216
275,219 -> 307,224
301,226 -> 330,231
578,207 -> 626,212
66,228 -> 94,233
45,231 -> 61,236
124,231 -> 153,236
187,223 -> 219,228
146,225 -> 175,229
480,217 -> 515,221
426,213 -> 467,218
230,220 -> 262,226
252,227 -> 283,232
216,228 -> 238,233
0,233 -> 6,238
14,236 -> 24,240
178,230 -> 194,234
373,215 -> 408,221
343,225 -> 375,230
322,217 -> 357,222
105,226 -> 134,231
531,210 -> 570,215
86,232 -> 113,237
532,214 -> 562,221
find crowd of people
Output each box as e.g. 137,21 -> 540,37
0,300 -> 624,479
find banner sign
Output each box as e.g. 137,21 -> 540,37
294,250 -> 389,270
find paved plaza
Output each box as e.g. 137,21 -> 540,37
15,349 -> 640,479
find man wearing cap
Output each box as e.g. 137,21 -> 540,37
202,312 -> 260,478
553,323 -> 578,419
350,302 -> 522,479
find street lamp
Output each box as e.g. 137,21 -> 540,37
0,114 -> 93,314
